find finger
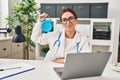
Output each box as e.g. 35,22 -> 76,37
40,13 -> 48,18
55,57 -> 64,59
59,57 -> 64,59
55,57 -> 59,60
39,13 -> 48,21
52,59 -> 56,62
52,58 -> 58,61
44,13 -> 48,18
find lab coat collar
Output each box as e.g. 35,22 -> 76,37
60,30 -> 82,54
74,31 -> 81,43
60,30 -> 81,50
60,29 -> 81,43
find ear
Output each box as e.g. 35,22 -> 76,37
75,19 -> 78,23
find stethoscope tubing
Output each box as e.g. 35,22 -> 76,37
53,32 -> 80,54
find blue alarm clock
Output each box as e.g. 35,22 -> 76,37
40,18 -> 53,33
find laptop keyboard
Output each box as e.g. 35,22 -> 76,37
53,67 -> 64,77
58,71 -> 63,76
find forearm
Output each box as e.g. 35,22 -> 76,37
31,21 -> 50,45
31,21 -> 42,43
52,57 -> 65,64
31,13 -> 49,44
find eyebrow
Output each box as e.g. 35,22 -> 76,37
62,16 -> 74,19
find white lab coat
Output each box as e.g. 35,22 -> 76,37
31,22 -> 90,61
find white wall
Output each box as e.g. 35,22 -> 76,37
0,0 -> 1,27
8,0 -> 18,18
0,0 -> 8,28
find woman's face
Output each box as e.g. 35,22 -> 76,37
61,12 -> 78,32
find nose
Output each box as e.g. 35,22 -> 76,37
66,20 -> 71,24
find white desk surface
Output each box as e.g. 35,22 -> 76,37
0,59 -> 120,80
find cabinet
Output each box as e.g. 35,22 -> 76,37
90,19 -> 114,51
35,18 -> 119,64
41,4 -> 56,18
0,39 -> 11,57
40,3 -> 108,18
56,4 -> 72,17
73,3 -> 90,18
90,19 -> 118,63
0,38 -> 23,59
10,42 -> 23,59
90,3 -> 108,18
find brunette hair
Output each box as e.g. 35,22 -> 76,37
59,8 -> 78,22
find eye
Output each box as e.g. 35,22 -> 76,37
62,18 -> 67,22
68,16 -> 75,20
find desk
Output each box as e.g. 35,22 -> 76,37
0,59 -> 120,80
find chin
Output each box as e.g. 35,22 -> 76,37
66,29 -> 74,32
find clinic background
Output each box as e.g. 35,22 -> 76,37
0,0 -> 120,62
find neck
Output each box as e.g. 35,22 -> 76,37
65,31 -> 76,39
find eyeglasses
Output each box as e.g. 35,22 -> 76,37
61,16 -> 76,24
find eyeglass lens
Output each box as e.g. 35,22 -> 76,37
62,16 -> 75,23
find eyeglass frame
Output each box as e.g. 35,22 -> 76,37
61,16 -> 76,24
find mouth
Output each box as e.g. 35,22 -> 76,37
67,25 -> 72,28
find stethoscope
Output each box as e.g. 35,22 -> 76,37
53,32 -> 80,54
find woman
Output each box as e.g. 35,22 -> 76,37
31,8 -> 90,63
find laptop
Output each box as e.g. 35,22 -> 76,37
53,52 -> 111,80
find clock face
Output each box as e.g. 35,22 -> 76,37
40,18 -> 53,33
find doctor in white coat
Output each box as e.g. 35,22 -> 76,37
31,8 -> 90,63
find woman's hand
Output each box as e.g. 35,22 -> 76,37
38,13 -> 48,21
52,57 -> 65,64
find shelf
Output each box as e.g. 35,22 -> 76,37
0,39 -> 23,59
0,37 -> 11,41
92,45 -> 110,52
91,40 -> 111,46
